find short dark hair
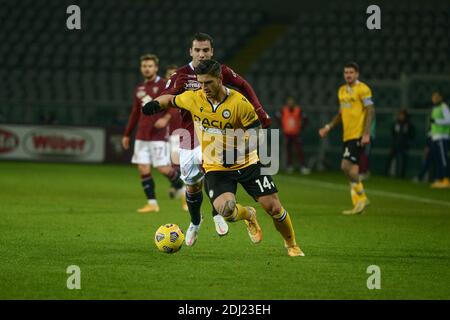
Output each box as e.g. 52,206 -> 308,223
166,64 -> 178,71
432,90 -> 443,97
140,53 -> 159,65
192,32 -> 214,47
344,61 -> 359,72
194,59 -> 221,77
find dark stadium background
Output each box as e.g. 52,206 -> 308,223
1,0 -> 449,176
1,0 -> 450,303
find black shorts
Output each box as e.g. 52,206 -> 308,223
342,138 -> 363,164
204,163 -> 278,203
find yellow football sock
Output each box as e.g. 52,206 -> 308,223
350,187 -> 358,205
351,182 -> 366,201
272,207 -> 296,247
226,203 -> 251,222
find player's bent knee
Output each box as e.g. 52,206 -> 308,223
265,202 -> 282,217
220,199 -> 236,218
138,165 -> 151,175
186,182 -> 202,193
156,166 -> 171,175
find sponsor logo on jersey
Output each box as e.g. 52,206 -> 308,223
185,80 -> 201,90
0,128 -> 19,153
193,115 -> 233,130
152,87 -> 159,94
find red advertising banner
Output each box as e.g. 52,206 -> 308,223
0,125 -> 105,163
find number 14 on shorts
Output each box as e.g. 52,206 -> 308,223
255,176 -> 275,192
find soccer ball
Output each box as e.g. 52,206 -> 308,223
154,223 -> 185,253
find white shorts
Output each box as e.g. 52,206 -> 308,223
169,134 -> 180,164
179,146 -> 204,185
131,140 -> 171,167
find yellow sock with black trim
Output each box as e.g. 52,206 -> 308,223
272,207 -> 296,247
226,203 -> 251,222
351,182 -> 366,202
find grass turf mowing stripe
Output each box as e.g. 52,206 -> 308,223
277,175 -> 450,208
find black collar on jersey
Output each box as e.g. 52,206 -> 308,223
206,87 -> 230,113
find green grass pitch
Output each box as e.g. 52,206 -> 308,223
1,161 -> 449,299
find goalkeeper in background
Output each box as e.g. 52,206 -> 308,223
319,62 -> 375,215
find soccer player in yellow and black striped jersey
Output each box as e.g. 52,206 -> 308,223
319,62 -> 375,215
143,59 -> 304,256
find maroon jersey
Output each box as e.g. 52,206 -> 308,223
124,76 -> 169,141
163,62 -> 270,149
169,108 -> 183,135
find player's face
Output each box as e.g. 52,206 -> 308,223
432,92 -> 442,105
165,68 -> 176,80
197,74 -> 221,99
344,67 -> 358,85
141,60 -> 158,79
190,40 -> 214,67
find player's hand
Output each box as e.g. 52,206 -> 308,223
122,136 -> 130,150
256,109 -> 272,128
361,133 -> 371,146
318,126 -> 330,138
142,100 -> 162,115
154,117 -> 169,129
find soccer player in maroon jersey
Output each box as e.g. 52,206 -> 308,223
165,64 -> 178,81
122,54 -> 187,213
159,32 -> 272,246
165,64 -> 184,198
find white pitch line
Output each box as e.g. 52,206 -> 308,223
277,175 -> 450,208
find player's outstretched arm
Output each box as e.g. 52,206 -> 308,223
222,65 -> 272,128
142,94 -> 175,115
319,112 -> 342,138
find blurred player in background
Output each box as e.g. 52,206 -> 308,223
319,62 -> 375,215
276,96 -> 310,174
144,59 -> 304,256
165,64 -> 178,80
429,91 -> 450,188
358,117 -> 375,180
122,54 -> 187,213
162,32 -> 272,246
414,129 -> 434,183
165,64 -> 184,197
384,109 -> 415,178
165,64 -> 181,155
